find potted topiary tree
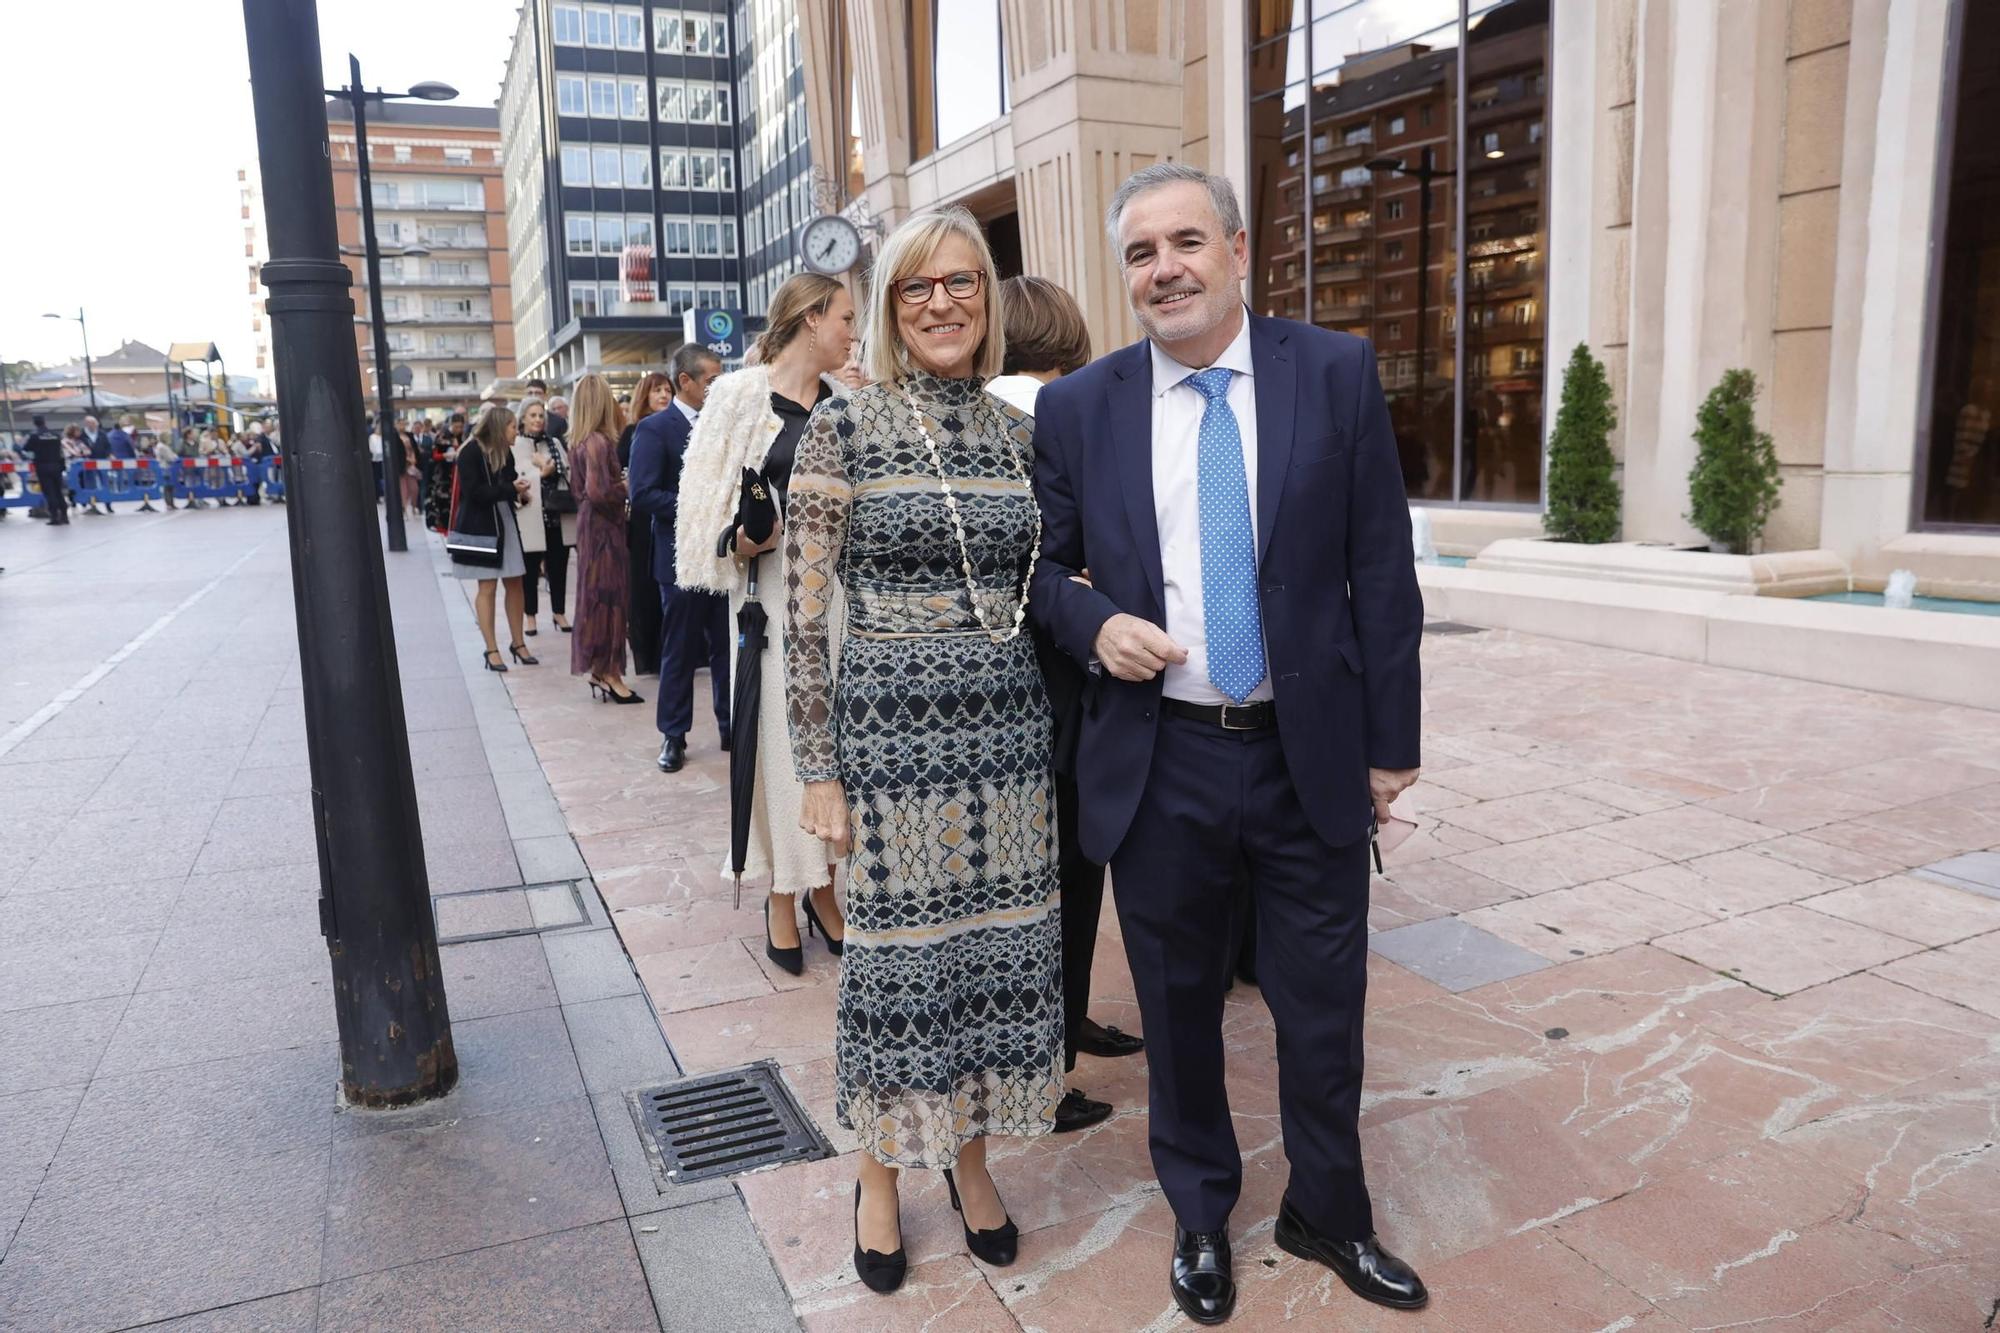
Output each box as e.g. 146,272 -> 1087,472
1687,367 -> 1780,555
1543,342 -> 1621,543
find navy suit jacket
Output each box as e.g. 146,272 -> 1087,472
1028,314 -> 1423,864
627,403 -> 692,586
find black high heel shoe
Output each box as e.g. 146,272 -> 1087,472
482,649 -> 508,673
943,1166 -> 1019,1266
802,894 -> 843,957
509,642 -> 538,665
765,899 -> 804,976
852,1181 -> 907,1294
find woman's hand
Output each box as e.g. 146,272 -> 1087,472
799,780 -> 850,855
736,520 -> 783,557
513,476 -> 532,501
537,456 -> 556,478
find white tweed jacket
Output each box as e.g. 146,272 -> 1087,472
671,366 -> 847,593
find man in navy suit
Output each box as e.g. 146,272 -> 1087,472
1029,163 -> 1427,1324
629,344 -> 729,772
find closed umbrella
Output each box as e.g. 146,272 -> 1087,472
727,554 -> 769,909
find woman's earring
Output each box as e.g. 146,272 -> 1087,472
809,326 -> 819,357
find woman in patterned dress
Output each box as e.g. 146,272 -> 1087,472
785,208 -> 1063,1293
566,374 -> 641,704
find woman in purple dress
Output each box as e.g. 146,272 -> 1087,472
567,373 -> 641,704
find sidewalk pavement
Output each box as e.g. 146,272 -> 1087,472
0,507 -> 793,1332
495,570 -> 2000,1329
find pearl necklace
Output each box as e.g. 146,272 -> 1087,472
899,388 -> 1039,643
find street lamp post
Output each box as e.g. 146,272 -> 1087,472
41,308 -> 98,418
326,57 -> 457,554
240,0 -> 457,1108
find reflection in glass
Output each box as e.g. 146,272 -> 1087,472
933,0 -> 1008,149
1248,0 -> 1548,507
1921,0 -> 2000,529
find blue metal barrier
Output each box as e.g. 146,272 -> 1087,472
66,459 -> 166,504
0,457 -> 287,509
0,461 -> 46,508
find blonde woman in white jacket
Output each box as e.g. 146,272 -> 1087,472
674,274 -> 858,974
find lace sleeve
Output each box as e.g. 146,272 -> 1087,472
783,398 -> 852,784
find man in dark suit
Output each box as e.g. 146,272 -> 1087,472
1029,163 -> 1427,1324
22,416 -> 69,525
78,414 -> 113,514
629,344 -> 728,772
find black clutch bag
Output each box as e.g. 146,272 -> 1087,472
736,466 -> 777,545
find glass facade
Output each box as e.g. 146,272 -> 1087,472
1247,0 -> 1550,506
1919,0 -> 2000,530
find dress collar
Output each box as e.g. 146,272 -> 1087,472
901,368 -> 988,407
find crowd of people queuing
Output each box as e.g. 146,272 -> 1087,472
1,413 -> 283,523
441,163 -> 1428,1325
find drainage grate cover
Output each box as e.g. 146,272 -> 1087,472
1423,620 -> 1487,636
632,1060 -> 831,1185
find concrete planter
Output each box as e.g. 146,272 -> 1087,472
1468,538 -> 1849,597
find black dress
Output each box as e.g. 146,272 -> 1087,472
620,422 -> 662,674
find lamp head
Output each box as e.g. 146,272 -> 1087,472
1364,157 -> 1404,174
407,81 -> 458,102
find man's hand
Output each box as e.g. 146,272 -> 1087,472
1369,767 -> 1420,824
1092,613 -> 1189,682
799,779 -> 851,855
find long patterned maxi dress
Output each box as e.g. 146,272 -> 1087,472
568,430 -> 629,678
784,372 -> 1064,1169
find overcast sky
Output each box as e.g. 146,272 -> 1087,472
0,0 -> 516,377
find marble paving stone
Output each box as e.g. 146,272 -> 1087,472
1421,756 -> 1579,801
1463,880 -> 1716,961
0,1144 -> 330,1333
513,833 -> 589,883
1600,805 -> 1777,861
1872,931 -> 2000,1019
1798,874 -> 2000,947
318,1218 -> 659,1333
0,877 -> 183,946
1361,995 -> 1552,1120
1914,849 -> 2000,897
563,992 -> 682,1095
1368,916 -> 1554,993
439,933 -> 558,1019
143,1289 -> 320,1332
630,1197 -> 800,1331
1367,952 -> 1454,1012
424,836 -> 524,895
1698,778 -> 1893,833
96,971 -> 341,1076
165,861 -> 323,927
1708,973 -> 1999,1098
795,1253 -> 1014,1331
331,1008 -> 585,1141
0,995 -> 126,1096
11,837 -> 204,893
135,902 -> 324,993
1810,754 -> 2000,805
540,924 -> 641,1004
0,931 -> 158,1013
1448,829 -> 1666,897
433,887 -> 534,938
993,1195 -> 1187,1331
1797,816 -> 1960,872
1439,788 -> 1625,845
735,1151 -> 975,1298
321,1096 -> 623,1280
1657,903 -> 1922,996
1453,946 -> 1763,1054
1614,847 -> 1848,918
1370,859 -> 1525,931
1558,776 -> 1687,815
0,1083 -> 87,1260
656,979 -> 838,1076
1751,832 -> 1910,884
635,937 -> 777,1013
1856,783 -> 2000,853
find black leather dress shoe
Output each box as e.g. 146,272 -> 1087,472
1053,1087 -> 1112,1134
1274,1197 -> 1427,1310
1074,1018 -> 1145,1059
717,727 -> 732,752
658,737 -> 686,772
1171,1225 -> 1235,1325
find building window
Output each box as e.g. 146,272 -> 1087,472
720,219 -> 736,256
560,144 -> 590,186
565,216 -> 594,256
592,146 -> 621,187
653,10 -> 681,52
715,86 -> 731,125
1387,321 -> 1403,340
667,283 -> 695,313
690,150 -> 716,190
1919,0 -> 2000,529
694,218 -> 722,257
614,5 -> 645,50
711,13 -> 728,54
588,77 -> 618,118
620,77 -> 648,120
583,4 -> 615,47
659,147 -> 688,188
663,218 -> 693,256
392,144 -> 412,163
552,3 -> 583,45
622,147 -> 651,189
444,147 -> 472,166
1385,240 -> 1405,261
596,214 -> 625,255
557,75 -> 586,115
680,15 -> 711,55
626,215 -> 654,250
656,80 -> 685,122
1343,124 -> 1372,146
686,82 -> 716,125
571,285 -> 599,318
1384,199 -> 1404,221
716,154 -> 733,192
1389,115 -> 1406,135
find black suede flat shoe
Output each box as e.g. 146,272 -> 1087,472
1075,1018 -> 1145,1058
1053,1087 -> 1112,1134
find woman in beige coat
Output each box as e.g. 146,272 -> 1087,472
674,274 -> 857,974
513,398 -> 578,636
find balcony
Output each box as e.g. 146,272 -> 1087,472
1312,182 -> 1369,204
1315,299 -> 1372,323
366,309 -> 494,327
1313,224 -> 1369,245
1316,263 -> 1371,285
374,272 -> 489,287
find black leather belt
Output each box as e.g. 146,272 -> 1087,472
1164,698 -> 1277,731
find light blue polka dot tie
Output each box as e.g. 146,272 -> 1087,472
1187,368 -> 1266,704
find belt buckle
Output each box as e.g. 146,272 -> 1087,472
1219,703 -> 1257,731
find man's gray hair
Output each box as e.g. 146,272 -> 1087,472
1104,162 -> 1245,249
671,342 -> 721,384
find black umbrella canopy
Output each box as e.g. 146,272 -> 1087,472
728,555 -> 769,908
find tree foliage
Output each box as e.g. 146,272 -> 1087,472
1543,342 -> 1621,543
1687,368 -> 1781,555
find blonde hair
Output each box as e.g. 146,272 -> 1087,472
470,404 -> 515,471
862,206 -> 1005,385
568,372 -> 623,445
757,273 -> 845,363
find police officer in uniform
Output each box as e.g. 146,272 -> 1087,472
21,416 -> 69,525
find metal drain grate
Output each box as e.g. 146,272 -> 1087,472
1423,620 -> 1487,636
632,1060 -> 830,1185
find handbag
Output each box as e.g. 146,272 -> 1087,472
545,472 -> 578,515
446,516 -> 502,565
735,466 -> 777,544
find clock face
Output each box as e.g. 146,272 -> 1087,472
800,216 -> 861,275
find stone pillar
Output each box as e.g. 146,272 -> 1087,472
1620,0 -> 1790,547
1819,0 -> 1952,568
1004,0 -> 1190,354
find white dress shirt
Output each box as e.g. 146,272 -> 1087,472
1150,315 -> 1272,705
674,396 -> 699,426
984,373 -> 1045,417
